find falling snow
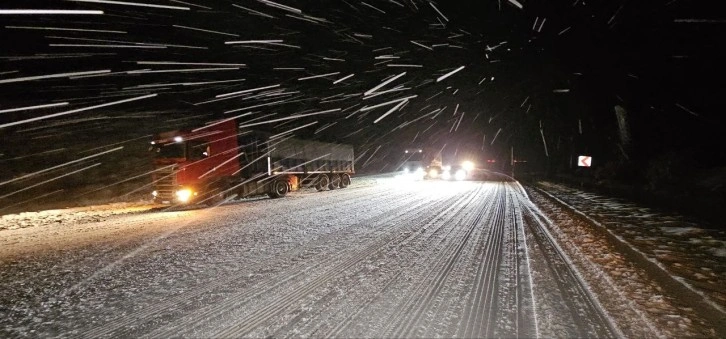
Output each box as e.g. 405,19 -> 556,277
0,0 -> 724,336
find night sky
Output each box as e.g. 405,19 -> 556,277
0,0 -> 724,211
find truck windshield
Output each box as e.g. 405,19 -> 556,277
153,143 -> 186,159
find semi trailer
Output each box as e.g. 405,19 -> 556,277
149,119 -> 354,205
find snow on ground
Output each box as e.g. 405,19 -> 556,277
0,175 -> 724,338
0,202 -> 156,231
0,177 -> 611,338
535,181 -> 726,307
530,181 -> 726,337
0,175 -> 386,233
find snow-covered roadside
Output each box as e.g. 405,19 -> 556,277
528,182 -> 726,337
0,202 -> 156,231
0,175 -> 383,232
535,181 -> 725,308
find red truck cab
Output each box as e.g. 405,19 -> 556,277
150,120 -> 240,204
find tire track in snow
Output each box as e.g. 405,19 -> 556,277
379,184 -> 496,337
420,183 -> 526,338
6,179 -> 630,337
521,197 -> 620,338
324,184 -> 491,337
411,184 -> 501,337
205,186 -> 483,338
456,183 -> 507,338
78,184 -> 403,338
510,184 -> 538,338
293,185 -> 486,337
144,183 -> 470,337
483,183 -> 538,337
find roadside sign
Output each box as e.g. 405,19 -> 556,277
578,155 -> 592,167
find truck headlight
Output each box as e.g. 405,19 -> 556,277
428,168 -> 439,178
175,188 -> 193,203
454,169 -> 467,181
462,161 -> 475,172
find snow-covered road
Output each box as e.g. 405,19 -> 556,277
0,177 -> 646,337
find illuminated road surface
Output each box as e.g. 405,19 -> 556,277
0,177 -> 617,338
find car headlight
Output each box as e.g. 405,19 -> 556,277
175,188 -> 193,203
454,169 -> 467,181
442,170 -> 452,180
462,161 -> 475,172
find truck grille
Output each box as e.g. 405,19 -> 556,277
153,165 -> 177,201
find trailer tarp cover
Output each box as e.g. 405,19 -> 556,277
268,137 -> 354,173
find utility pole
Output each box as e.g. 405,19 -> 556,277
511,146 -> 514,177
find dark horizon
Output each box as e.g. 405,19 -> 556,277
1,0 -> 724,213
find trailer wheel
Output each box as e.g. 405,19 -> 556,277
340,173 -> 351,188
268,180 -> 289,198
315,175 -> 329,191
328,174 -> 341,190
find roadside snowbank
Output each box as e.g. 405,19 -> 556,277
0,202 -> 156,231
532,181 -> 726,336
0,175 -> 383,232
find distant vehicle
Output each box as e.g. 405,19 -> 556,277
426,161 -> 474,181
422,151 -> 443,180
149,120 -> 354,205
399,148 -> 426,180
425,160 -> 475,181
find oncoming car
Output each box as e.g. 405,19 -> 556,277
425,161 -> 475,181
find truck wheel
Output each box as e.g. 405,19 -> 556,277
315,175 -> 329,191
340,173 -> 351,188
207,191 -> 225,206
268,180 -> 289,198
328,174 -> 341,190
206,184 -> 228,206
